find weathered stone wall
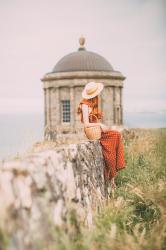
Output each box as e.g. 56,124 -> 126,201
0,140 -> 107,250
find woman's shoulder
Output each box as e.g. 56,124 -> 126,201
77,99 -> 90,115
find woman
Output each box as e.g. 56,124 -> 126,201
77,82 -> 126,190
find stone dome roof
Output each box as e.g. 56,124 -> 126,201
52,37 -> 113,73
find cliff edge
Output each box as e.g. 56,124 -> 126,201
0,139 -> 108,250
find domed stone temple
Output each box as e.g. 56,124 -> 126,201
41,37 -> 126,141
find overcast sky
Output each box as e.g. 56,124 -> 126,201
0,0 -> 165,114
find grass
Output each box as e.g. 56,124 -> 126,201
46,128 -> 166,250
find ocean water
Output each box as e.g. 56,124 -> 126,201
0,112 -> 165,160
124,111 -> 166,128
0,113 -> 44,161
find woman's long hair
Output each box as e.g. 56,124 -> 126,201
89,95 -> 98,108
77,95 -> 102,122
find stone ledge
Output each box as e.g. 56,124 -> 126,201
0,140 -> 107,250
41,70 -> 126,82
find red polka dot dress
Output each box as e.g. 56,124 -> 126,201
99,130 -> 126,181
77,97 -> 126,181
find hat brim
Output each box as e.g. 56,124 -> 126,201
82,82 -> 104,99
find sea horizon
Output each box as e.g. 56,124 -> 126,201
0,111 -> 165,161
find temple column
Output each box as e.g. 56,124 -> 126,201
44,89 -> 47,128
114,86 -> 121,125
113,86 -> 116,124
120,87 -> 123,125
70,87 -> 75,132
46,88 -> 50,128
50,88 -> 57,128
55,87 -> 60,126
48,88 -> 52,128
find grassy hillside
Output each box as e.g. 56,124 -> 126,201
46,128 -> 166,250
0,128 -> 165,250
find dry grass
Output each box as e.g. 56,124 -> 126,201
46,128 -> 166,250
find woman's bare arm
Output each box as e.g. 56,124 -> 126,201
82,104 -> 101,127
99,123 -> 111,132
82,104 -> 111,132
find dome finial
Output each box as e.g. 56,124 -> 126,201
78,36 -> 86,51
79,36 -> 85,46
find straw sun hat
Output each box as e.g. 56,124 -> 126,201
82,82 -> 104,99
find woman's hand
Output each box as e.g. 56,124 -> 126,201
99,123 -> 111,133
84,122 -> 111,133
84,122 -> 101,128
